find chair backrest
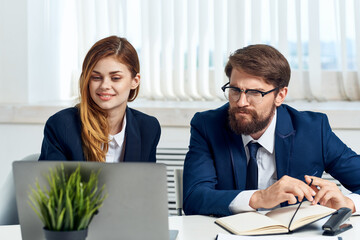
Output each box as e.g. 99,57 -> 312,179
0,153 -> 39,225
174,168 -> 183,216
21,153 -> 40,161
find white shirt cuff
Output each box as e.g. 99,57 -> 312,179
229,190 -> 257,214
347,193 -> 360,215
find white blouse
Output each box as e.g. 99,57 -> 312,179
106,115 -> 126,163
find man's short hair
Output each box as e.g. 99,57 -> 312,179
224,44 -> 291,88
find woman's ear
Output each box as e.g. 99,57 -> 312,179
274,87 -> 288,107
131,73 -> 140,89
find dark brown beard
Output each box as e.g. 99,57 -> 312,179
228,105 -> 275,135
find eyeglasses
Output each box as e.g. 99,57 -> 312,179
221,82 -> 279,104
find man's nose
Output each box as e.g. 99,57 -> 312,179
236,92 -> 250,107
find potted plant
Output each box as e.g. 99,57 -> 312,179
28,164 -> 108,240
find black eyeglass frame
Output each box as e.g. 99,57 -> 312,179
221,82 -> 279,99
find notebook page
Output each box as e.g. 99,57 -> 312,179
265,202 -> 335,229
215,212 -> 287,235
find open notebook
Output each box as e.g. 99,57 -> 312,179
13,161 -> 177,240
215,201 -> 336,235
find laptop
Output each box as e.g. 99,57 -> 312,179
13,161 -> 178,240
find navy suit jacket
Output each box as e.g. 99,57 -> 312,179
183,103 -> 360,216
39,107 -> 161,162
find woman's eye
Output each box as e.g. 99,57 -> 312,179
112,77 -> 121,81
91,76 -> 101,81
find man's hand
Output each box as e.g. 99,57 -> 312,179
249,175 -> 316,210
305,175 -> 355,213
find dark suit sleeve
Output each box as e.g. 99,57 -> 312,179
322,115 -> 360,194
38,116 -> 69,161
183,113 -> 240,216
149,119 -> 161,162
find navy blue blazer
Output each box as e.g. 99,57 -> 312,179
183,103 -> 360,216
39,107 -> 161,162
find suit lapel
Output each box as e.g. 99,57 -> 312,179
274,105 -> 296,180
123,107 -> 142,162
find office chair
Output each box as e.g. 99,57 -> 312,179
174,168 -> 183,216
0,153 -> 40,225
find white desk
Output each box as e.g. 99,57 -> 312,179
1,215 -> 360,239
0,224 -> 21,239
168,215 -> 360,240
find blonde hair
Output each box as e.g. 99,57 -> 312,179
78,36 -> 140,161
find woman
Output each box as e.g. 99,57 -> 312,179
39,36 -> 160,162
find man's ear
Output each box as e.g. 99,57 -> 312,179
274,87 -> 288,107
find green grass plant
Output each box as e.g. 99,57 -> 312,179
28,164 -> 108,231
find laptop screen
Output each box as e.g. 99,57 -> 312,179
13,161 -> 170,240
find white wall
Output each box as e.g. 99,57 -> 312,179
0,124 -> 44,188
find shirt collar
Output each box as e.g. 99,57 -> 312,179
242,109 -> 277,154
109,114 -> 127,146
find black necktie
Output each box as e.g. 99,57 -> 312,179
246,142 -> 260,190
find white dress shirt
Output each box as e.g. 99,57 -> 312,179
229,109 -> 360,214
106,115 -> 126,163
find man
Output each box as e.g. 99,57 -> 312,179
183,44 -> 360,216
